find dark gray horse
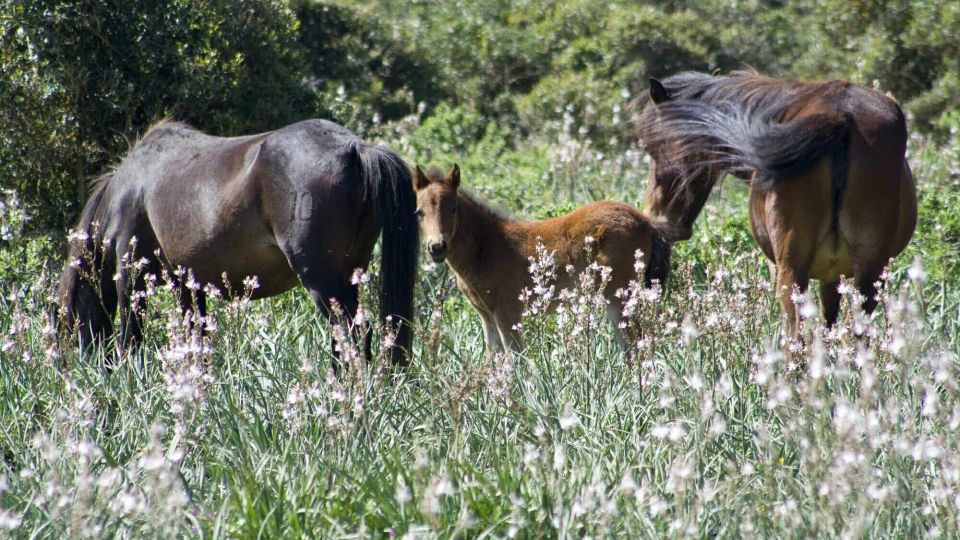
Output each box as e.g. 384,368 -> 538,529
58,119 -> 418,366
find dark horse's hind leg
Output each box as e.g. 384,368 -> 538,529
183,291 -> 208,334
299,272 -> 370,370
277,209 -> 378,370
176,282 -> 208,337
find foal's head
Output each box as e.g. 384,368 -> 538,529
413,164 -> 461,263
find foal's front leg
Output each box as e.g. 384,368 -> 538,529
479,311 -> 505,358
494,311 -> 524,353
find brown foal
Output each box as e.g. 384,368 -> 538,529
413,164 -> 670,355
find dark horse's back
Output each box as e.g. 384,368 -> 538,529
59,119 -> 418,365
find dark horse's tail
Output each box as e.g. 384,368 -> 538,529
352,142 -> 419,366
644,223 -> 671,289
57,174 -> 118,346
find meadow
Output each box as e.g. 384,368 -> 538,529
1,102 -> 959,538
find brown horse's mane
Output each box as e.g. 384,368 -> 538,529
632,69 -> 809,115
423,166 -> 513,224
633,70 -> 809,171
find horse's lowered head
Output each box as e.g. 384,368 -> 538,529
413,164 -> 461,263
636,77 -> 727,243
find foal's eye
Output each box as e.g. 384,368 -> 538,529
448,204 -> 458,215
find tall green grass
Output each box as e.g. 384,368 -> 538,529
0,126 -> 958,538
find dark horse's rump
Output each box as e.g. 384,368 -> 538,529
58,119 -> 418,365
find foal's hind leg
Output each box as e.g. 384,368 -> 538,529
605,301 -> 630,353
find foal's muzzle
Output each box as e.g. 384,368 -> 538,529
427,240 -> 447,262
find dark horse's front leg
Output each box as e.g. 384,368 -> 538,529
115,240 -> 148,351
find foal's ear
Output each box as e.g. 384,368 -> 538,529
649,78 -> 671,105
413,165 -> 429,190
448,164 -> 461,189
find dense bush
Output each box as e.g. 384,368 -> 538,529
1,0 -> 317,230
802,0 -> 960,137
3,0 -> 957,232
293,0 -> 449,124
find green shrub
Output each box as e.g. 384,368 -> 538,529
1,0 -> 318,231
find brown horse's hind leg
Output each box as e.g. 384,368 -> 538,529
775,266 -> 810,343
820,280 -> 842,327
854,269 -> 883,316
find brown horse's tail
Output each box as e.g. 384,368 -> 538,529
351,141 -> 419,366
645,99 -> 852,193
644,223 -> 671,289
744,112 -> 852,193
57,173 -> 118,347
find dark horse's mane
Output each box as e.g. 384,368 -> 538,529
76,119 -> 196,234
635,70 -> 851,193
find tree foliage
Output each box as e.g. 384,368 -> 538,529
1,0 -> 316,229
1,0 -> 957,231
801,0 -> 960,135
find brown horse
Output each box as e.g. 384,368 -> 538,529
58,119 -> 418,365
636,70 -> 917,339
413,164 -> 669,354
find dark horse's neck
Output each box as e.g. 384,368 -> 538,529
445,192 -> 511,277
